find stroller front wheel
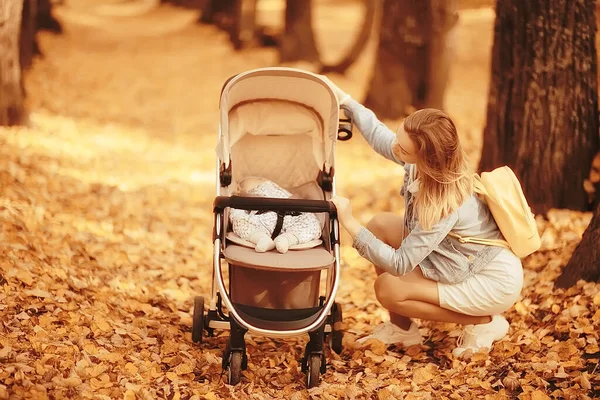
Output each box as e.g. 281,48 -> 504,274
228,351 -> 243,385
192,296 -> 205,343
306,354 -> 322,388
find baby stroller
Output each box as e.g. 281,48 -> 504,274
191,67 -> 353,388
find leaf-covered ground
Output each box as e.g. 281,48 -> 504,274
1,3 -> 599,399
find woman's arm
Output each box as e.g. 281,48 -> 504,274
349,213 -> 458,276
342,99 -> 404,165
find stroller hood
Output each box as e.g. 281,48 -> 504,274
216,67 -> 340,181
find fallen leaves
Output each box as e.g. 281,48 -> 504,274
2,136 -> 599,400
0,4 -> 599,400
411,364 -> 437,385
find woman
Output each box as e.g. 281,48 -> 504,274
327,81 -> 523,357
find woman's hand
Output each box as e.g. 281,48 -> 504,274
331,196 -> 363,238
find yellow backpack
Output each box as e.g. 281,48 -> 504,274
447,166 -> 541,258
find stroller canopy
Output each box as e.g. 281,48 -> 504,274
217,68 -> 340,181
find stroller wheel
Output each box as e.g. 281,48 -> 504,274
330,302 -> 343,354
306,353 -> 322,388
192,296 -> 205,343
228,351 -> 243,385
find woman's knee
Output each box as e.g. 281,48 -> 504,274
366,212 -> 404,247
366,213 -> 393,235
374,273 -> 408,307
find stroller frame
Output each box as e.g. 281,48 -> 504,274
191,67 -> 352,388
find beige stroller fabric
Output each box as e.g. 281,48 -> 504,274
217,68 -> 339,309
228,100 -> 325,189
217,67 -> 339,190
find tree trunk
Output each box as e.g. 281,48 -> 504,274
279,0 -> 320,64
480,0 -> 600,214
556,201 -> 600,287
364,0 -> 457,119
20,0 -> 37,70
0,0 -> 25,126
199,0 -> 236,24
229,0 -> 257,50
36,0 -> 62,33
319,0 -> 378,75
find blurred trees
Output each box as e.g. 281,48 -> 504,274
20,0 -> 61,70
364,0 -> 458,119
0,0 -> 25,126
0,0 -> 61,127
198,0 -> 259,50
280,0 -> 377,74
319,0 -> 377,75
198,0 -> 376,73
279,0 -> 319,63
480,0 -> 599,215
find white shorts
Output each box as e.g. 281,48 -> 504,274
437,249 -> 524,316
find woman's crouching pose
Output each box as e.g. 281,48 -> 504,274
326,79 -> 523,357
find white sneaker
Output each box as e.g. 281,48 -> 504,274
452,315 -> 510,358
357,321 -> 423,346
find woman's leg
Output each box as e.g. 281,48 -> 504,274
374,268 -> 491,325
365,213 -> 414,329
366,213 -> 491,325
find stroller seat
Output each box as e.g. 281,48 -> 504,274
223,243 -> 334,271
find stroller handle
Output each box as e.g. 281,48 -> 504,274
214,196 -> 337,215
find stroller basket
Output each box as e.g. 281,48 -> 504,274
233,303 -> 323,331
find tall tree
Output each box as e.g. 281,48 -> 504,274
556,202 -> 600,287
480,0 -> 600,214
279,0 -> 320,64
364,0 -> 457,119
319,0 -> 378,75
20,0 -> 37,70
0,0 -> 25,126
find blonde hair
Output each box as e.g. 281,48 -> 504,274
403,109 -> 473,230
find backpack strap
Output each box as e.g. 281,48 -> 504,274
447,232 -> 511,249
446,174 -> 510,249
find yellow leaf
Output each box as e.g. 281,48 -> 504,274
553,366 -> 569,379
364,350 -> 384,363
530,390 -> 551,400
471,352 -> 489,362
580,373 -> 592,390
63,376 -> 83,387
15,269 -> 34,286
124,362 -> 138,375
514,301 -> 528,316
85,364 -> 108,378
166,372 -> 178,382
363,339 -> 387,356
204,393 -> 218,400
24,288 -> 52,298
123,390 -> 136,400
0,346 -> 12,359
412,365 -> 436,385
95,318 -> 112,332
174,363 -> 194,375
593,292 -> 600,306
83,343 -> 98,355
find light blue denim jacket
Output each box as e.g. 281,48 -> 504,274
342,99 -> 504,284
